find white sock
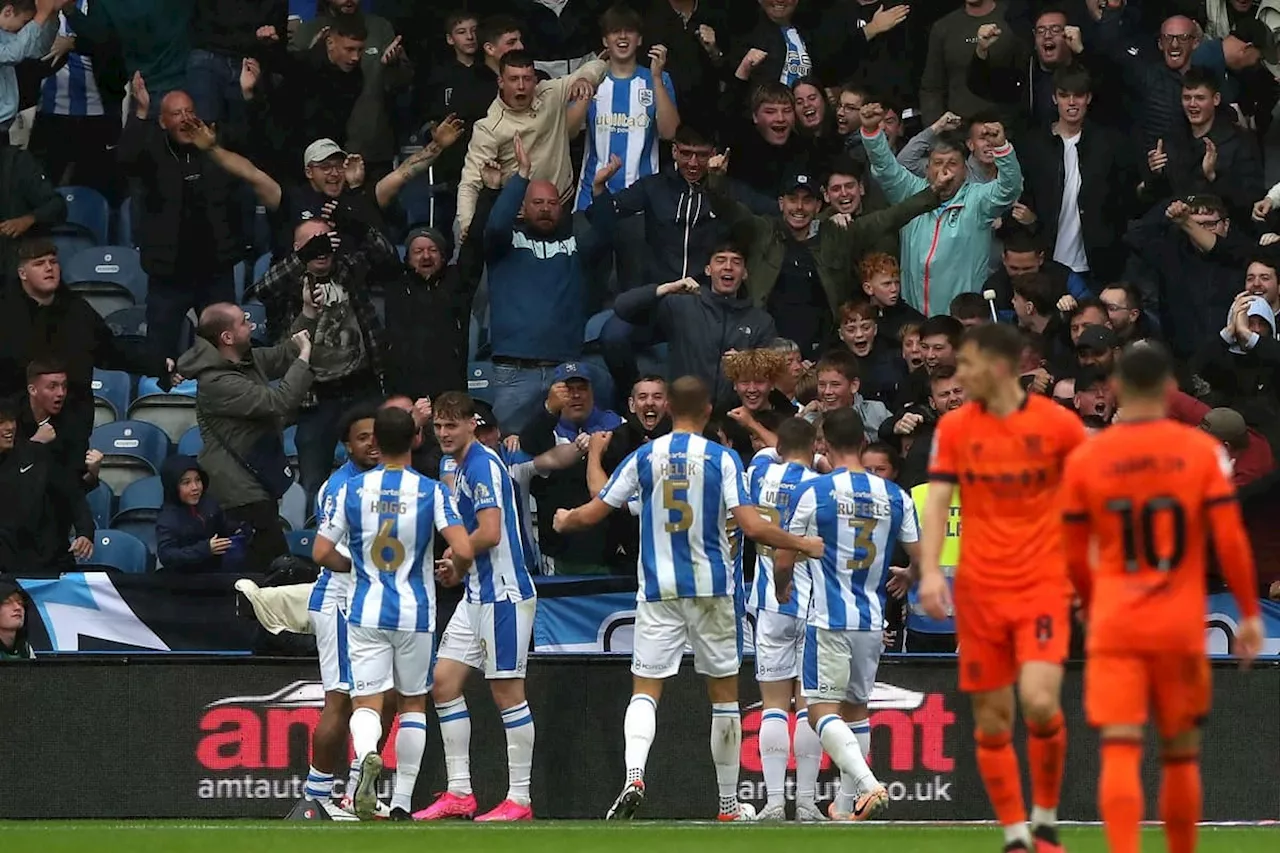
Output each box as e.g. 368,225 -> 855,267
793,708 -> 822,808
304,767 -> 333,802
759,708 -> 790,807
391,712 -> 427,812
345,759 -> 361,797
500,701 -> 535,805
1004,823 -> 1033,846
435,696 -> 472,796
623,694 -> 657,784
1031,805 -> 1058,828
349,706 -> 382,765
710,702 -> 742,815
818,714 -> 877,804
850,717 -> 872,761
837,769 -> 859,814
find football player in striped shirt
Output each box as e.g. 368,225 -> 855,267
554,377 -> 825,821
573,4 -> 678,211
418,392 -> 541,822
297,404 -> 387,820
746,417 -> 826,821
776,407 -> 922,821
313,408 -> 474,821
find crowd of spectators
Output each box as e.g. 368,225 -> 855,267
0,0 -> 1277,611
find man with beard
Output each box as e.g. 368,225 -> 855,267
836,297 -> 908,404
20,361 -> 100,489
879,363 -> 966,488
177,305 -> 314,571
519,363 -> 624,575
483,136 -> 618,434
1075,325 -> 1120,375
591,125 -> 728,399
708,157 -> 942,361
1100,283 -> 1159,346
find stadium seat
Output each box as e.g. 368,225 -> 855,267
104,306 -> 148,339
177,425 -> 203,457
283,424 -> 298,462
279,482 -> 309,532
56,185 -> 110,245
128,377 -> 198,442
115,197 -> 134,247
467,361 -> 495,404
51,232 -> 95,263
398,173 -> 435,227
232,260 -> 247,302
397,244 -> 407,261
86,482 -> 115,529
241,303 -> 269,345
90,420 -> 171,493
62,245 -> 147,317
285,529 -> 316,560
584,309 -> 613,345
333,440 -> 347,468
112,475 -> 164,551
581,355 -> 616,411
252,205 -> 272,256
468,314 -> 481,361
251,252 -> 273,288
91,369 -> 131,427
79,529 -> 152,573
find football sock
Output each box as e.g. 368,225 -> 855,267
818,714 -> 877,800
349,707 -> 382,766
1003,823 -> 1033,848
759,709 -> 790,807
1027,711 -> 1066,821
435,696 -> 473,796
710,702 -> 742,815
1098,738 -> 1143,853
976,728 -> 1028,829
391,712 -> 427,813
1161,752 -> 1201,853
303,767 -> 333,802
793,708 -> 822,808
345,759 -> 361,797
500,702 -> 535,805
623,694 -> 657,784
835,770 -> 858,815
850,717 -> 872,762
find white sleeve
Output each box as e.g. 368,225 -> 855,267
721,450 -> 747,511
600,452 -> 640,507
787,486 -> 817,536
898,489 -> 920,544
317,484 -> 350,544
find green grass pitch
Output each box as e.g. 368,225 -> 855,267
2,823 -> 1275,853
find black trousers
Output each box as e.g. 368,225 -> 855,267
146,266 -> 237,360
225,500 -> 288,573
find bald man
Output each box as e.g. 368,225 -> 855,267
176,303 -> 315,570
120,74 -> 240,363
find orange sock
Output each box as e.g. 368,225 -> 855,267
1099,738 -> 1144,853
1161,754 -> 1201,853
976,728 -> 1026,827
1027,711 -> 1067,815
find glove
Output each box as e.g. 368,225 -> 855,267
297,231 -> 340,262
318,199 -> 362,232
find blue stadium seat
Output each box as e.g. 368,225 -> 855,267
62,245 -> 147,316
91,369 -> 132,428
115,197 -> 134,247
104,306 -> 148,339
252,206 -> 273,256
113,475 -> 164,521
56,185 -> 110,245
467,361 -> 495,404
285,529 -> 316,560
241,303 -> 269,345
398,173 -> 435,228
233,260 -> 247,302
177,425 -> 203,457
584,309 -> 614,345
128,383 -> 198,442
79,529 -> 152,573
283,424 -> 298,461
51,232 -> 95,263
251,252 -> 273,288
86,483 -> 115,530
279,482 -> 309,531
90,420 -> 172,493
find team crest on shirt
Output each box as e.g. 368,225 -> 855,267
474,482 -> 492,502
637,86 -> 654,107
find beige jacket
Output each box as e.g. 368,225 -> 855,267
455,59 -> 607,233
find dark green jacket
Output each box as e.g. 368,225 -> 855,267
0,147 -> 66,280
707,176 -> 939,317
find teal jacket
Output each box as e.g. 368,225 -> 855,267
69,0 -> 192,95
863,127 -> 1022,316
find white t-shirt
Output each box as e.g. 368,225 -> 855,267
1053,132 -> 1090,274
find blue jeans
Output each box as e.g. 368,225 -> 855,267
492,363 -> 557,437
185,49 -> 243,125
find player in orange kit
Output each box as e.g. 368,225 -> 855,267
918,323 -> 1086,853
1060,343 -> 1263,853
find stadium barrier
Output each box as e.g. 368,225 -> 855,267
2,657 -> 1276,820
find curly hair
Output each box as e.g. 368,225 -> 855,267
858,251 -> 899,283
722,349 -> 789,384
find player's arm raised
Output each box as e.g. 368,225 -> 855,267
1203,447 -> 1265,665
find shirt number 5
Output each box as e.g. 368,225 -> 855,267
663,478 -> 693,533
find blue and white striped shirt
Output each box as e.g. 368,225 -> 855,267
779,27 -> 811,85
39,5 -> 103,118
788,469 -> 918,631
441,446 -> 542,576
453,441 -> 537,604
747,456 -> 820,617
575,67 -> 675,211
309,459 -> 364,613
600,432 -> 747,602
318,466 -> 462,633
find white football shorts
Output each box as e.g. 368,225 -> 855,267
631,597 -> 741,680
801,625 -> 883,704
436,598 -> 536,679
754,609 -> 805,682
311,606 -> 352,694
346,624 -> 435,698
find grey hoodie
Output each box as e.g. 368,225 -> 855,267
613,283 -> 778,406
175,337 -> 313,509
